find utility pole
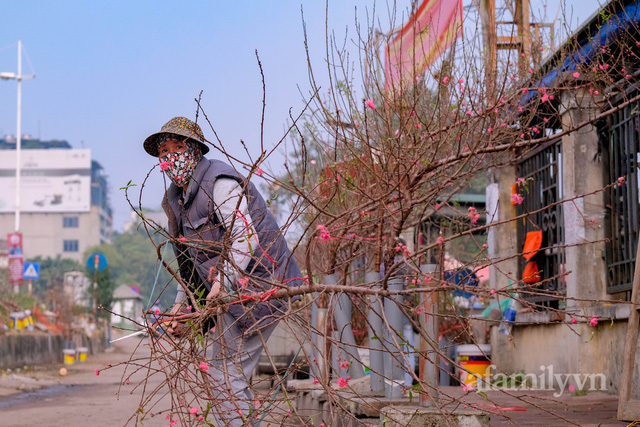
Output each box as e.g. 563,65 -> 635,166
0,41 -> 35,232
2,41 -> 35,294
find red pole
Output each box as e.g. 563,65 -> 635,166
93,254 -> 99,320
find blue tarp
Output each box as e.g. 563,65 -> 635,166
521,2 -> 640,105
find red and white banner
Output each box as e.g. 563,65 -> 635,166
385,0 -> 463,92
7,232 -> 23,287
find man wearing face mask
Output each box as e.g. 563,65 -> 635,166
143,116 -> 303,426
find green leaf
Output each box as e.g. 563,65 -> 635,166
188,320 -> 197,333
119,180 -> 137,190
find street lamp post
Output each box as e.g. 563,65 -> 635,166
1,40 -> 35,232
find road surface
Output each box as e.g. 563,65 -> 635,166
0,332 -> 175,427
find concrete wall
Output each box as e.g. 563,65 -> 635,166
0,329 -> 109,369
491,318 -> 638,397
0,333 -> 64,369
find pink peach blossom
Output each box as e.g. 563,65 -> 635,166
337,377 -> 349,388
365,99 -> 376,110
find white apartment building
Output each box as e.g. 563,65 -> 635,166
0,137 -> 112,263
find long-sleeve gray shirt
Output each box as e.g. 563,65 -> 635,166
174,177 -> 256,304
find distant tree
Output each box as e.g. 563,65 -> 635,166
88,266 -> 115,319
85,228 -> 177,310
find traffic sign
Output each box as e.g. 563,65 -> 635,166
86,253 -> 107,273
23,262 -> 39,280
7,233 -> 23,287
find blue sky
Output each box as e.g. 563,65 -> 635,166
0,0 -> 602,232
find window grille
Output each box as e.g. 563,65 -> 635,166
516,138 -> 566,308
63,240 -> 79,252
602,92 -> 640,297
63,217 -> 79,228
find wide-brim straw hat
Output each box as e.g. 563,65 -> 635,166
143,116 -> 209,157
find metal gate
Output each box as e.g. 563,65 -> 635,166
602,90 -> 640,297
516,138 -> 566,307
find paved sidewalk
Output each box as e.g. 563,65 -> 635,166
440,386 -> 628,426
0,333 -> 632,426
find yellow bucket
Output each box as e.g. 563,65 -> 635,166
9,313 -> 24,330
63,349 -> 76,365
77,347 -> 88,362
458,344 -> 491,385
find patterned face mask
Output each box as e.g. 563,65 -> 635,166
158,137 -> 203,187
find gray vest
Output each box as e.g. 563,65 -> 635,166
162,158 -> 302,325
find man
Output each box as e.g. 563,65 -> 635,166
143,116 -> 302,425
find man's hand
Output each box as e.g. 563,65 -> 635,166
166,303 -> 190,338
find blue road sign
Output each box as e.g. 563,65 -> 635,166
86,253 -> 107,273
23,262 -> 40,280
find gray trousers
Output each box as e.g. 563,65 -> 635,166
205,311 -> 279,426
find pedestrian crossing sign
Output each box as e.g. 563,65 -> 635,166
23,262 -> 39,280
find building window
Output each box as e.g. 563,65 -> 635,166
63,217 -> 79,228
63,240 -> 79,252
